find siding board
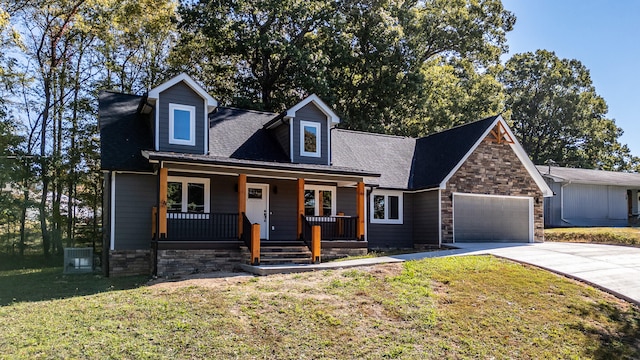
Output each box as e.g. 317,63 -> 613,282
292,103 -> 329,165
337,187 -> 357,215
114,173 -> 157,250
367,193 -> 413,248
158,82 -> 205,154
412,191 -> 439,245
562,183 -> 628,226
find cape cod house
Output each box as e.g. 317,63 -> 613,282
99,73 -> 552,276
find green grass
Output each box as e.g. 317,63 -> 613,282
545,227 -> 640,247
0,255 -> 147,306
1,256 -> 639,359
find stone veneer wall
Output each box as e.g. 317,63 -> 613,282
156,249 -> 244,277
441,137 -> 544,242
109,250 -> 152,276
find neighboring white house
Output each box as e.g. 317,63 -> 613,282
537,166 -> 640,227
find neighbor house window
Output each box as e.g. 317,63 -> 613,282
167,176 -> 210,213
300,120 -> 321,157
370,190 -> 403,224
169,103 -> 196,146
304,185 -> 335,216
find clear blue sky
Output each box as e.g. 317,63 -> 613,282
502,0 -> 640,157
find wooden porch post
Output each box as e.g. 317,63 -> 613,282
159,168 -> 168,238
251,223 -> 260,265
356,181 -> 365,241
311,225 -> 321,263
297,178 -> 305,239
238,174 -> 247,238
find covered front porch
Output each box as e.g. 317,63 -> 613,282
148,156 -> 377,274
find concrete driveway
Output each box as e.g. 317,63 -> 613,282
442,242 -> 640,305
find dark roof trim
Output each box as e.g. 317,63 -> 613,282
262,112 -> 287,129
143,151 -> 380,178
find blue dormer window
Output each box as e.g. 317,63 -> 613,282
300,120 -> 321,157
169,103 -> 196,146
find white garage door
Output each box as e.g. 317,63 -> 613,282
454,194 -> 532,242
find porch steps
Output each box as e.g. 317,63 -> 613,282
241,244 -> 313,265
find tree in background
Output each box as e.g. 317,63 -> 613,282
172,0 -> 515,135
3,0 -> 177,256
172,0 -> 334,110
500,49 -> 637,170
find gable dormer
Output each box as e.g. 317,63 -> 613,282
147,73 -> 217,155
265,94 -> 340,165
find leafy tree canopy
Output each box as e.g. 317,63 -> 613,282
171,0 -> 515,135
500,49 -> 637,170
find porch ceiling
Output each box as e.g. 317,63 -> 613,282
144,151 -> 379,184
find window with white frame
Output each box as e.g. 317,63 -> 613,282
169,103 -> 196,146
370,190 -> 403,224
304,185 -> 335,216
167,176 -> 210,213
300,120 -> 321,157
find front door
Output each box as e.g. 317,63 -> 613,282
246,183 -> 269,239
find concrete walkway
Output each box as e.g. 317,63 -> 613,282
240,242 -> 640,305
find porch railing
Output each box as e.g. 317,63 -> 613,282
302,215 -> 313,249
305,215 -> 358,240
166,212 -> 238,241
241,213 -> 253,249
242,212 -> 260,265
301,215 -> 321,263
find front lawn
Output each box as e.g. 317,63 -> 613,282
1,256 -> 639,359
545,227 -> 640,247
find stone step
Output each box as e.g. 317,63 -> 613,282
260,246 -> 310,252
240,244 -> 313,265
258,257 -> 313,265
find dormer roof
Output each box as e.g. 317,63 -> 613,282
147,73 -> 218,112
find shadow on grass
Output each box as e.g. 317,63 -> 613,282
0,255 -> 148,306
568,301 -> 640,359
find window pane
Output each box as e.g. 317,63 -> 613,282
248,188 -> 262,199
389,196 -> 399,220
304,190 -> 315,216
167,182 -> 182,212
373,195 -> 385,219
303,125 -> 317,153
173,109 -> 191,140
187,183 -> 205,213
320,190 -> 332,216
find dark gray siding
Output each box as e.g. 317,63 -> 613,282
543,180 -> 562,227
271,122 -> 291,160
158,82 -> 206,154
292,103 -> 329,165
114,173 -> 157,250
337,187 -> 357,216
211,174 -> 238,213
367,193 -> 414,249
168,172 -> 238,214
258,178 -> 298,240
412,190 -> 440,245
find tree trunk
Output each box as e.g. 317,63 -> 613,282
19,187 -> 29,257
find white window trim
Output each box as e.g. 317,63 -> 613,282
167,176 -> 210,214
169,103 -> 196,146
370,190 -> 403,224
304,184 -> 336,216
300,120 -> 321,158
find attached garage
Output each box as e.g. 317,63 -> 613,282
453,194 -> 533,242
